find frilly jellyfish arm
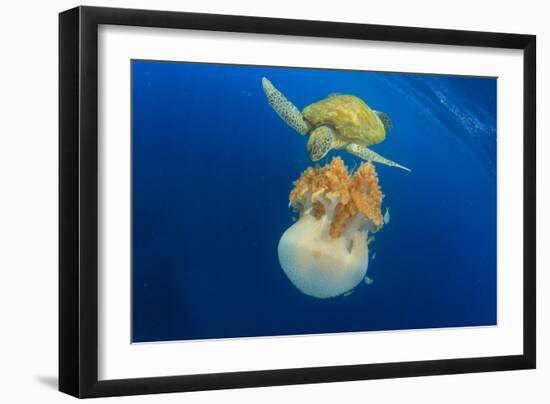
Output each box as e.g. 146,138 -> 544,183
313,193 -> 340,240
342,214 -> 367,251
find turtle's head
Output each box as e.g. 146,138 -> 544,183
307,126 -> 334,162
374,111 -> 393,132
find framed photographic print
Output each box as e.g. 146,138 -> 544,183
59,6 -> 536,398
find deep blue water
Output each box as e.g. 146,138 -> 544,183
131,60 -> 497,343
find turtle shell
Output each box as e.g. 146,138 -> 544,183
302,95 -> 385,146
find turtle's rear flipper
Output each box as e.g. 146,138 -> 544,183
374,110 -> 393,132
262,77 -> 311,135
345,144 -> 411,172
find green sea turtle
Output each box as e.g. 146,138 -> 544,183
262,77 -> 410,171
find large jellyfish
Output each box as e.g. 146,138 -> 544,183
278,157 -> 385,298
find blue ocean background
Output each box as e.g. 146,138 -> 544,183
131,60 -> 497,343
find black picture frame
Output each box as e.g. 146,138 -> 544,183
59,5 -> 536,398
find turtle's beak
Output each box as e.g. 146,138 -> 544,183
309,154 -> 322,162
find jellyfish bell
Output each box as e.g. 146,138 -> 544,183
277,157 -> 384,298
278,214 -> 370,298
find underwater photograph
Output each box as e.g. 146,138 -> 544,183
131,60 -> 497,343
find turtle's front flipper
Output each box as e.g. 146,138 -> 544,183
345,144 -> 411,172
262,77 -> 311,135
